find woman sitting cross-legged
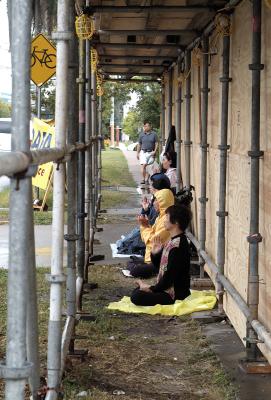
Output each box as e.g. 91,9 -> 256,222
130,204 -> 192,306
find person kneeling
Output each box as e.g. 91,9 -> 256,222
131,204 -> 192,306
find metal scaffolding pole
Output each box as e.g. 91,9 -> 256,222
85,10 -> 91,268
160,84 -> 165,151
88,60 -> 94,260
91,70 -> 98,222
175,59 -> 182,193
216,32 -> 231,311
46,0 -> 70,398
97,95 -> 102,204
26,218 -> 40,400
246,0 -> 264,360
77,38 -> 86,286
2,1 -> 34,399
199,37 -> 209,279
61,1 -> 78,373
167,68 -> 173,136
184,51 -> 192,188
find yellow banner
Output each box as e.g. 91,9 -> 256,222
31,118 -> 55,190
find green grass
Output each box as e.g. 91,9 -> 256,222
0,148 -> 135,223
0,187 -> 54,225
101,148 -> 136,209
101,190 -> 132,209
101,148 -> 136,188
0,188 -> 9,208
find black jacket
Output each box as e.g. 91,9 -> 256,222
150,233 -> 190,300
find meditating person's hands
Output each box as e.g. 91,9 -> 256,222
137,214 -> 149,227
151,235 -> 163,254
136,279 -> 151,292
141,196 -> 149,211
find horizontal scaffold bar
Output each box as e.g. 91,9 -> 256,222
186,231 -> 271,354
0,139 -> 103,178
104,78 -> 160,83
94,42 -> 182,49
99,55 -> 176,60
88,5 -> 218,13
99,63 -> 165,68
98,29 -> 197,36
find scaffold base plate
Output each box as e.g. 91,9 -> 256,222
239,359 -> 271,374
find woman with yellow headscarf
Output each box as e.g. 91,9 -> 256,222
129,188 -> 175,278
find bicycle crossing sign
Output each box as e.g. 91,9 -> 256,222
31,34 -> 56,86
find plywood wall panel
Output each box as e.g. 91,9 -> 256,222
191,64 -> 200,146
261,5 -> 271,152
223,153 -> 250,341
225,154 -> 250,296
258,152 -> 271,332
205,149 -> 220,261
229,0 -> 251,156
208,37 -> 222,151
172,67 -> 177,127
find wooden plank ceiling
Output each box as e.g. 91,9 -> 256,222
89,0 -> 228,80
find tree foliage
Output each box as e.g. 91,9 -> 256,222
31,81 -> 56,118
134,83 -> 161,130
121,82 -> 161,141
101,81 -> 133,135
29,76 -> 161,142
122,108 -> 141,141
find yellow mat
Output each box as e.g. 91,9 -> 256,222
107,290 -> 217,316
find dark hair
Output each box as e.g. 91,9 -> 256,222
150,173 -> 170,190
165,204 -> 192,231
175,185 -> 194,207
143,120 -> 152,126
163,151 -> 177,168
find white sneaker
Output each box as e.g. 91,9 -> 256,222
122,269 -> 133,277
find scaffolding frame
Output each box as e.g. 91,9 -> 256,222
1,1 -> 271,399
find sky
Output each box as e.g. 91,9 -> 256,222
0,0 -> 11,95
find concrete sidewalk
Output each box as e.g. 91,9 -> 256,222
119,144 -> 142,185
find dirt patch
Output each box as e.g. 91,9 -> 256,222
62,265 -> 237,400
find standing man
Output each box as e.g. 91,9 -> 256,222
137,120 -> 159,185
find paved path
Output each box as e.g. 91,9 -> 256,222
0,225 -> 67,268
119,144 -> 142,185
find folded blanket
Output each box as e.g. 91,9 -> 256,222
107,290 -> 217,316
110,243 -> 142,259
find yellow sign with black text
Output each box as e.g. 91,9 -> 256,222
31,34 -> 56,87
31,118 -> 55,190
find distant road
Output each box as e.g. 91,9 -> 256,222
0,132 -> 10,191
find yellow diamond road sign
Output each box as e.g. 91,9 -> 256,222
31,34 -> 56,87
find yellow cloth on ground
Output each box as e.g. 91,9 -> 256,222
107,290 -> 217,316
